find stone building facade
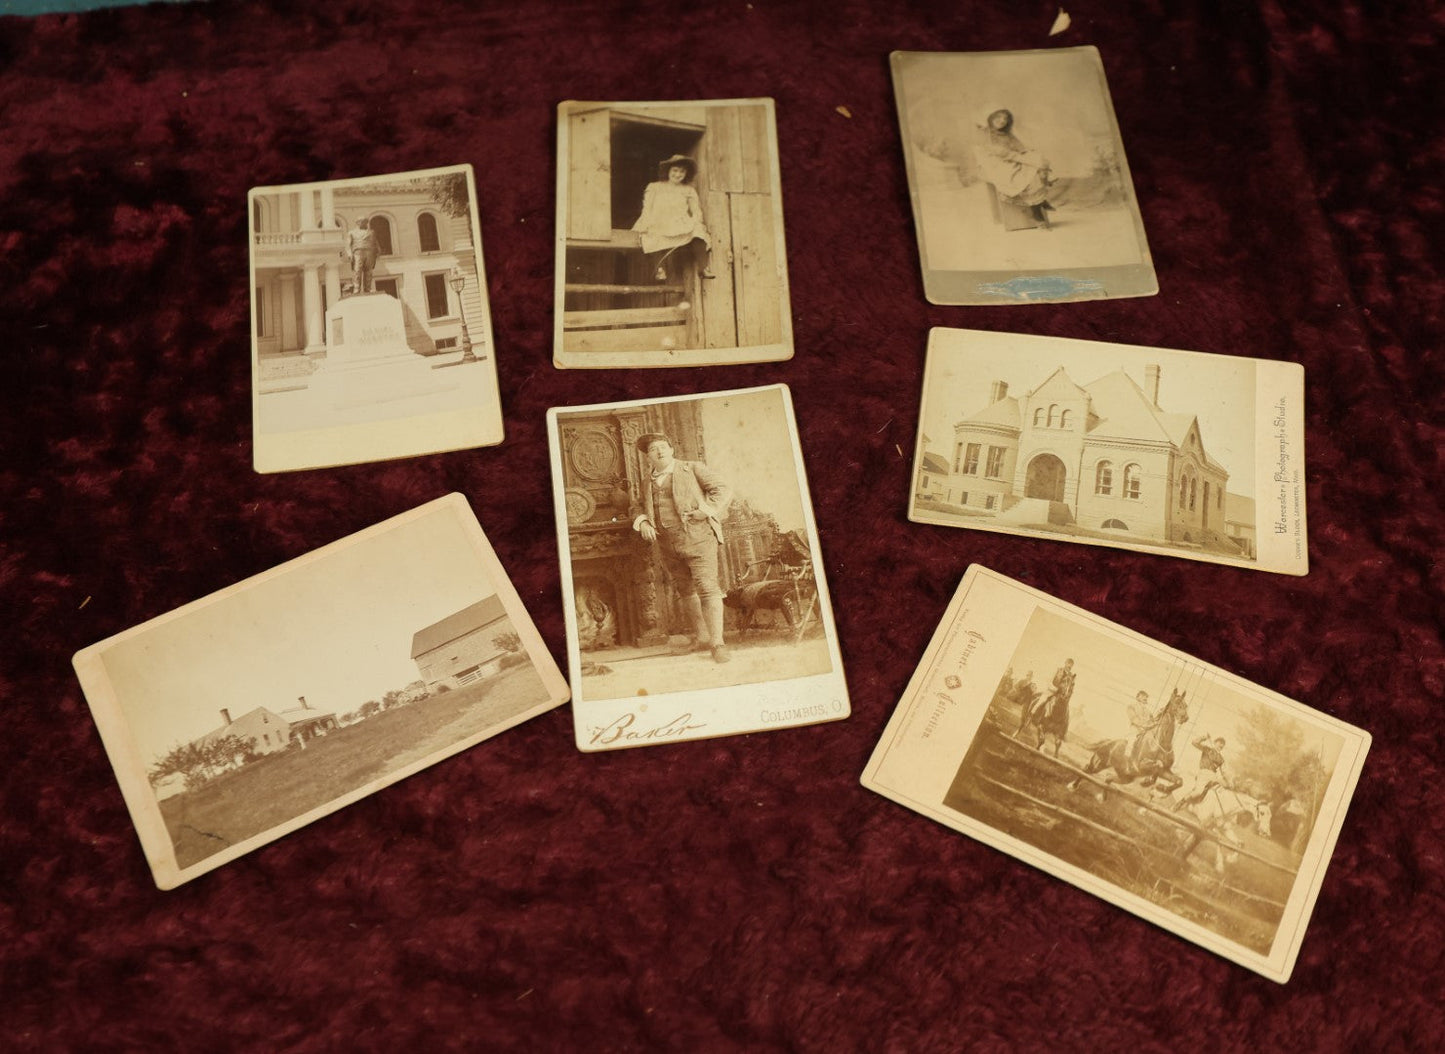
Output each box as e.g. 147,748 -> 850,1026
250,177 -> 484,392
935,366 -> 1239,549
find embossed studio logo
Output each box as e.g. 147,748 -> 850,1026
944,674 -> 962,690
977,276 -> 1105,302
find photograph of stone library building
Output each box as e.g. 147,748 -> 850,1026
918,364 -> 1255,558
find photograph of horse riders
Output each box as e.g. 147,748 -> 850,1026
945,606 -> 1348,956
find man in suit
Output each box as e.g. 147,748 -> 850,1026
631,432 -> 732,663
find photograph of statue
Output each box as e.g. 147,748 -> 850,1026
248,164 -> 502,472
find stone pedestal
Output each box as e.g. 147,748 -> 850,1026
325,293 -> 413,365
314,293 -> 457,410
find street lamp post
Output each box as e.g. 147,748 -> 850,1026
448,266 -> 479,365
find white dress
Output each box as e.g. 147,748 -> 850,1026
974,129 -> 1052,206
633,181 -> 712,254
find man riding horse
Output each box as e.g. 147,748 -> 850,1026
1069,687 -> 1189,796
1016,658 -> 1075,756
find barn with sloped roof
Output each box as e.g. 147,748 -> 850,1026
410,596 -> 513,691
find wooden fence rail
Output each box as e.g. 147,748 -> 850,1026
980,725 -> 1299,880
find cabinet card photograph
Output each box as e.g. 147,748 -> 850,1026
862,566 -> 1369,983
547,385 -> 848,750
553,98 -> 793,369
249,164 -> 503,472
72,495 -> 568,889
910,328 -> 1309,575
893,48 -> 1157,304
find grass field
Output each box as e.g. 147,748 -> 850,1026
160,664 -> 555,869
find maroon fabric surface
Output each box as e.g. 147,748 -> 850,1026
2,0 -> 1441,1048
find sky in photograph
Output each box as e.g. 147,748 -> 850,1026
918,330 -> 1259,493
699,387 -> 809,532
98,507 -> 501,765
1002,607 -> 1343,774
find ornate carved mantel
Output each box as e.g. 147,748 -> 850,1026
559,402 -> 705,648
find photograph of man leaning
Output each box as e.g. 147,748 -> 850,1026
630,432 -> 733,664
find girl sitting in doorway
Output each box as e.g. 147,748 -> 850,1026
633,154 -> 716,282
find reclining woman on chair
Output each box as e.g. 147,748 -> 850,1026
634,154 -> 716,282
974,108 -> 1056,228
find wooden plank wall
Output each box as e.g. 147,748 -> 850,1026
700,103 -> 782,348
568,109 -> 612,241
699,188 -> 736,349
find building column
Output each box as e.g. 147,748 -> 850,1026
320,185 -> 335,228
324,259 -> 342,311
278,272 -> 300,351
303,262 -> 324,354
298,188 -> 315,230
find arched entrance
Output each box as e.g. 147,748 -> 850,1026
1101,518 -> 1128,530
1024,454 -> 1067,502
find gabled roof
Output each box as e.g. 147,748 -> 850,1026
1081,371 -> 1173,444
1156,412 -> 1196,448
921,452 -> 949,474
958,367 -> 1226,472
411,595 -> 508,659
198,706 -> 282,747
280,705 -> 336,725
1030,366 -> 1090,400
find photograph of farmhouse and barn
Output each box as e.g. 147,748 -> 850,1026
142,597 -> 539,869
89,505 -> 560,874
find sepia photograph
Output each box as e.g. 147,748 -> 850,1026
249,164 -> 503,472
553,99 -> 793,369
72,495 -> 568,888
910,328 -> 1308,575
861,566 -> 1369,982
892,48 -> 1157,304
548,385 -> 848,750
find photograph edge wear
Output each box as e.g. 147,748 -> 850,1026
908,327 -> 1308,575
248,165 -> 505,472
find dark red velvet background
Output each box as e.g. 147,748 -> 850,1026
2,0 -> 1441,1048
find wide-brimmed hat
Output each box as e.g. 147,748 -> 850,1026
635,432 -> 673,454
656,155 -> 697,181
